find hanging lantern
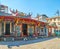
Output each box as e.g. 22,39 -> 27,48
15,18 -> 19,25
23,19 -> 25,23
0,16 -> 4,21
32,22 -> 34,24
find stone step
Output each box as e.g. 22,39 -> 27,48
4,37 -> 14,41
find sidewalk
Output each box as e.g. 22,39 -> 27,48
0,37 -> 60,49
0,37 -> 55,47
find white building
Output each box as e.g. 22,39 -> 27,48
33,14 -> 49,36
46,16 -> 60,36
35,14 -> 48,22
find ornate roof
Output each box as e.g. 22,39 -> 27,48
0,12 -> 12,16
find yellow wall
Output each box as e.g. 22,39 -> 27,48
47,17 -> 60,27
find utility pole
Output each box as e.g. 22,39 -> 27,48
57,10 -> 59,16
56,10 -> 60,36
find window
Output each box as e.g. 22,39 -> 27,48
41,28 -> 43,32
54,18 -> 56,21
58,22 -> 60,25
2,23 -> 4,33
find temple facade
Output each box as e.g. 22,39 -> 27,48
0,4 -> 57,41
0,16 -> 48,37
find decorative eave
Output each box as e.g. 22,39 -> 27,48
0,16 -> 16,22
47,25 -> 57,29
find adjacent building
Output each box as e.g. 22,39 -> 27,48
34,14 -> 49,36
46,16 -> 58,36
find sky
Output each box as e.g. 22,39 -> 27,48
0,0 -> 60,17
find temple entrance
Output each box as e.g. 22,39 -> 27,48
22,24 -> 28,36
5,23 -> 10,35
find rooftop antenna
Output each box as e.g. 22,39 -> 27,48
56,10 -> 59,16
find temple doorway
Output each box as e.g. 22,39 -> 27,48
22,24 -> 28,36
5,23 -> 10,35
